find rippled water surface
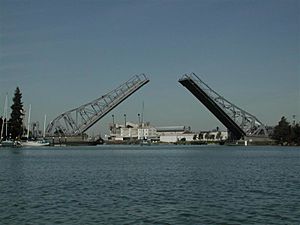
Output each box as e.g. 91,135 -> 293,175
0,145 -> 299,224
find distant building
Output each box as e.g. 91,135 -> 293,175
108,121 -> 226,144
156,126 -> 195,143
108,123 -> 197,143
109,122 -> 159,142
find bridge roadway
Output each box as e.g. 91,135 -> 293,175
179,76 -> 246,140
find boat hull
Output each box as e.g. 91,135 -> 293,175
22,141 -> 50,147
0,140 -> 22,147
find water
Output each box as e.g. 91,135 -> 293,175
0,145 -> 299,225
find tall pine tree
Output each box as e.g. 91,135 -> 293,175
9,87 -> 24,139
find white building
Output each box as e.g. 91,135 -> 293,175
108,122 -> 203,143
109,122 -> 159,141
156,126 -> 195,143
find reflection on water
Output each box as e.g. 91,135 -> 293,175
0,145 -> 299,224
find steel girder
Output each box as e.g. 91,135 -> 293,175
179,73 -> 268,138
46,74 -> 149,136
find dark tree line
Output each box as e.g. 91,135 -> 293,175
0,87 -> 24,140
272,116 -> 300,146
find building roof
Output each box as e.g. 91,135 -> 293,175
156,126 -> 186,132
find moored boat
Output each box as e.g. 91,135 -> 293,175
22,105 -> 50,147
22,139 -> 50,147
140,139 -> 151,146
0,95 -> 21,148
1,139 -> 22,147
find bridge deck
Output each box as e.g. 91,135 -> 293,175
47,74 -> 149,136
179,77 -> 245,140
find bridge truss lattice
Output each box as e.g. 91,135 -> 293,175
46,74 -> 149,136
179,73 -> 268,139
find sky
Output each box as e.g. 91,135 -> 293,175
0,0 -> 299,135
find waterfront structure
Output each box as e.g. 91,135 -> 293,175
156,126 -> 195,143
108,123 -> 199,144
179,73 -> 269,141
45,74 -> 149,145
109,121 -> 159,142
46,74 -> 149,136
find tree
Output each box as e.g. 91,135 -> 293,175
272,116 -> 291,145
291,124 -> 300,145
9,87 -> 24,139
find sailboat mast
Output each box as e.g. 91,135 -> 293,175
43,114 -> 47,138
27,104 -> 31,139
141,101 -> 144,140
5,94 -> 8,139
141,101 -> 144,127
1,94 -> 7,140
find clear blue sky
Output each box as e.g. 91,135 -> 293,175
0,0 -> 299,135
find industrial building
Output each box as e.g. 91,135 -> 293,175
108,122 -> 198,143
156,126 -> 195,143
108,122 -> 158,142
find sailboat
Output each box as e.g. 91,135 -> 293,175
22,105 -> 50,147
0,94 -> 19,147
22,139 -> 50,147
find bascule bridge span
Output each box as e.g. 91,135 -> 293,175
46,74 -> 149,139
179,73 -> 268,140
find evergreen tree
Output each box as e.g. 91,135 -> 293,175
272,116 -> 291,145
291,124 -> 300,145
9,87 -> 24,139
272,116 -> 300,146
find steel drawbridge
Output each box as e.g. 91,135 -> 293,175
46,74 -> 149,136
179,73 -> 268,140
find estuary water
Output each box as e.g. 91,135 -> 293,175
0,145 -> 299,225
